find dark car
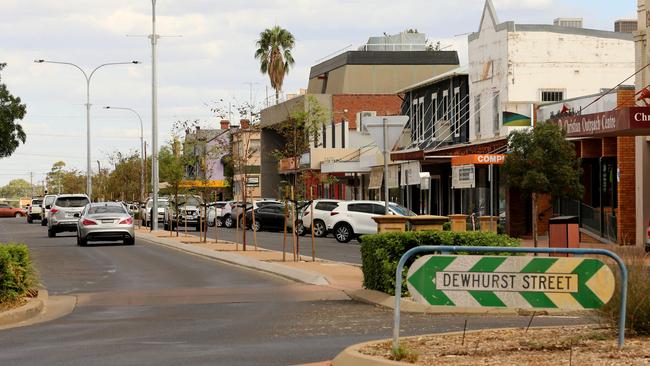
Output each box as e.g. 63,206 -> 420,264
244,204 -> 298,232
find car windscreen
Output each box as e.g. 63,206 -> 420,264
32,200 -> 43,205
176,196 -> 201,206
315,201 -> 339,211
88,205 -> 127,215
389,203 -> 416,216
44,196 -> 56,205
55,197 -> 90,208
147,200 -> 169,208
215,203 -> 226,208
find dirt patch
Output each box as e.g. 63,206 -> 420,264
360,325 -> 650,365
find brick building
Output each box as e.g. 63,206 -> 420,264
538,86 -> 649,245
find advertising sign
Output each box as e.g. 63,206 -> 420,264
452,165 -> 475,189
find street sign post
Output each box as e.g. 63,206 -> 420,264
407,255 -> 615,310
391,246 -> 628,351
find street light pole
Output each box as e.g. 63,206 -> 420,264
103,106 -> 145,203
34,59 -> 140,200
150,0 -> 161,231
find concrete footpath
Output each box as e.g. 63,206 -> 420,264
0,290 -> 76,330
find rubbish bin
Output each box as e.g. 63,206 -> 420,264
548,216 -> 579,257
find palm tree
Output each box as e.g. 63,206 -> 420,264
254,26 -> 295,104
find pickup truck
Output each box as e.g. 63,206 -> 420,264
26,198 -> 43,223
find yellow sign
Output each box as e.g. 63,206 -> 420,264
179,180 -> 229,188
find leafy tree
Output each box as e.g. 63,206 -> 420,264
254,26 -> 295,104
105,151 -> 142,202
0,63 -> 27,158
0,179 -> 32,198
46,161 -> 66,194
502,122 -> 583,246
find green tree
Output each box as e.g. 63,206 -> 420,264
46,161 -> 66,194
254,26 -> 295,104
0,64 -> 27,158
0,179 -> 32,198
105,151 -> 142,202
502,123 -> 583,246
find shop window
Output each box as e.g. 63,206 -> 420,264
492,91 -> 500,133
431,93 -> 438,139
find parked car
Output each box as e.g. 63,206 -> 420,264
41,194 -> 57,226
244,204 -> 298,232
206,201 -> 228,227
164,195 -> 205,231
47,194 -> 91,237
0,202 -> 26,218
26,198 -> 43,223
76,202 -> 135,246
141,197 -> 169,227
299,199 -> 341,237
327,201 -> 416,243
222,198 -> 282,228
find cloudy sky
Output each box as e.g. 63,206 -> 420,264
0,0 -> 635,187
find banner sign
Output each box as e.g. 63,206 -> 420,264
452,164 -> 475,189
451,154 -> 505,166
369,167 -> 383,189
179,180 -> 229,188
407,255 -> 615,310
400,161 -> 421,186
549,107 -> 650,138
387,165 -> 399,189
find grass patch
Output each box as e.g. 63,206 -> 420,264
390,342 -> 419,363
599,252 -> 650,335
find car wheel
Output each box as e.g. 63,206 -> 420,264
41,219 -> 47,226
27,216 -> 33,224
252,220 -> 261,232
296,221 -> 306,236
124,237 -> 135,246
224,215 -> 233,228
313,220 -> 327,237
195,223 -> 201,232
141,219 -> 146,227
77,235 -> 87,246
216,218 -> 223,227
48,228 -> 56,238
15,212 -> 22,218
334,223 -> 353,243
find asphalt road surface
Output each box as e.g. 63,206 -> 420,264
170,223 -> 363,265
0,217 -> 588,365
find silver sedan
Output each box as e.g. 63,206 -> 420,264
76,202 -> 135,246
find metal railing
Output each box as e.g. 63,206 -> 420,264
392,246 -> 629,350
358,43 -> 427,51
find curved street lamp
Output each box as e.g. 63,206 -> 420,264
34,59 -> 141,200
103,106 -> 145,203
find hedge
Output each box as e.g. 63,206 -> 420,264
359,231 -> 520,296
0,243 -> 37,303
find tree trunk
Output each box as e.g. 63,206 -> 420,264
532,192 -> 538,249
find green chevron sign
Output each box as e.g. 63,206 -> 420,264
406,255 -> 615,309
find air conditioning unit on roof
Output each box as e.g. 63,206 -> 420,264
356,111 -> 376,134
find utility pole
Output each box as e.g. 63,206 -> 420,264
29,172 -> 34,197
150,0 -> 160,231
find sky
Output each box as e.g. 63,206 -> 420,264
0,0 -> 636,187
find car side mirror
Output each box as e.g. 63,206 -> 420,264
45,205 -> 51,209
73,213 -> 80,218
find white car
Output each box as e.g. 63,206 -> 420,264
27,198 -> 43,223
328,200 -> 415,243
299,200 -> 341,237
141,197 -> 169,227
40,194 -> 57,226
47,194 -> 91,237
206,201 -> 228,227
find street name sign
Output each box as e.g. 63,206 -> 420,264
406,255 -> 615,310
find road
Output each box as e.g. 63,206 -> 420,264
0,217 -> 588,365
167,223 -> 363,265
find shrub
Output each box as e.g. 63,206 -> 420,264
359,231 -> 520,295
0,243 -> 37,304
599,252 -> 650,335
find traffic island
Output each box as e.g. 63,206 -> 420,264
334,325 -> 650,366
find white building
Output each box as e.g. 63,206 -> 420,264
469,0 -> 635,143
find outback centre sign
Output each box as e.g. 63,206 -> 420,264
407,255 -> 615,310
550,107 -> 650,138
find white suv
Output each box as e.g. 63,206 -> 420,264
40,194 -> 57,226
328,201 -> 415,243
47,194 -> 91,237
299,200 -> 341,237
